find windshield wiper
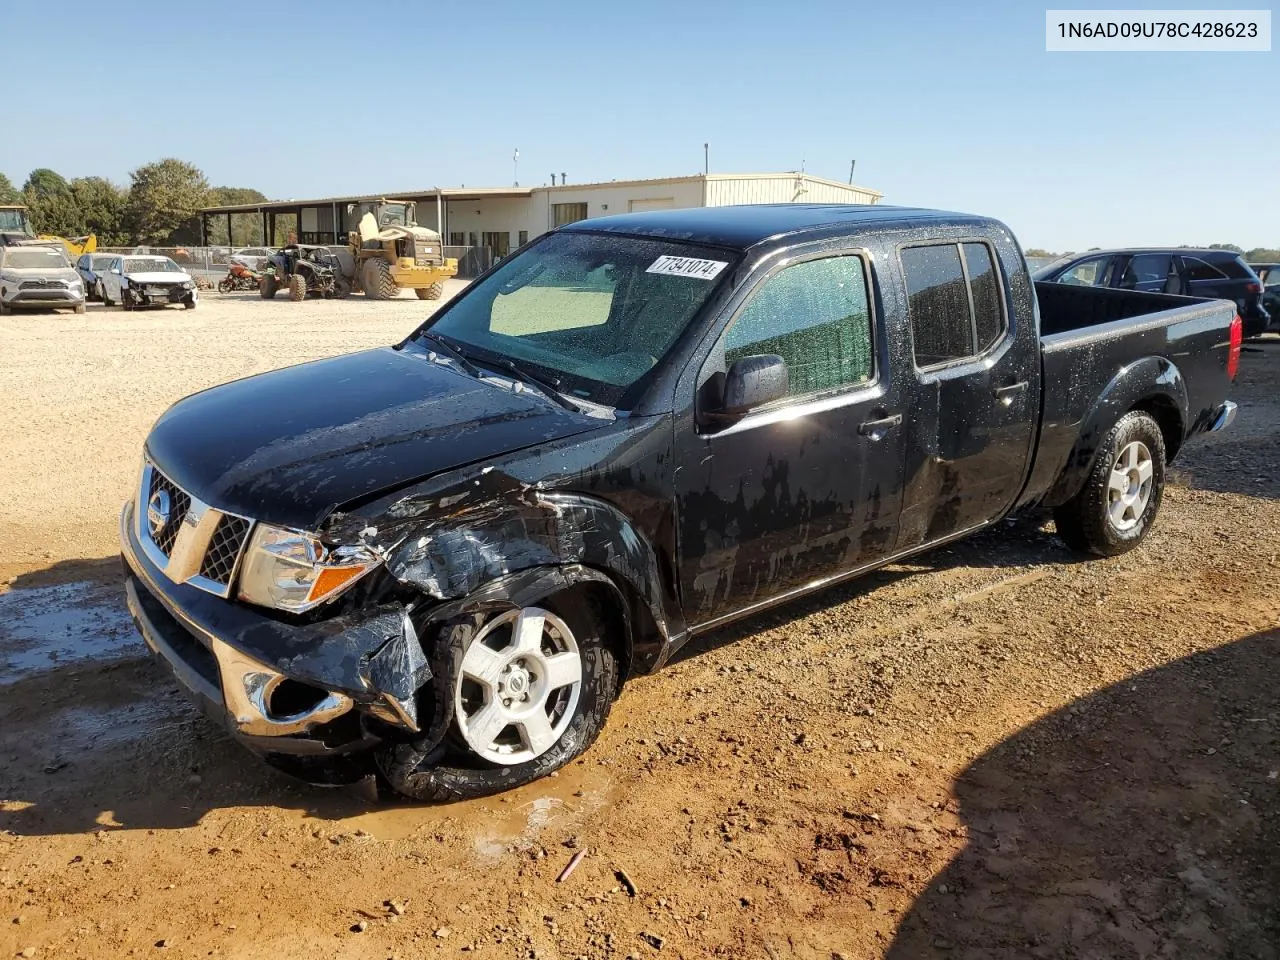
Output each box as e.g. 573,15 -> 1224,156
415,331 -> 482,379
484,356 -> 583,413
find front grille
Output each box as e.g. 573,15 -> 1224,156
199,515 -> 251,585
148,469 -> 191,555
20,280 -> 61,290
147,285 -> 177,298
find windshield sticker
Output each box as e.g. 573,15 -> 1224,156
646,255 -> 728,280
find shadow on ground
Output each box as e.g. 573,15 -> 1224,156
887,628 -> 1280,959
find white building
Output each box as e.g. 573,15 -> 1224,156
200,172 -> 883,274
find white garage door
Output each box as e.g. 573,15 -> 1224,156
628,197 -> 675,212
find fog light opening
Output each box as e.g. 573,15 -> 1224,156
267,679 -> 331,719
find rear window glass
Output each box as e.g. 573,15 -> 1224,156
1180,257 -> 1228,281
902,242 -> 1006,368
1217,257 -> 1253,280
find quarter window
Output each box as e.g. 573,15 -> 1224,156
724,256 -> 874,398
1180,257 -> 1228,281
902,242 -> 1007,368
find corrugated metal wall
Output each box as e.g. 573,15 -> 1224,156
705,175 -> 880,206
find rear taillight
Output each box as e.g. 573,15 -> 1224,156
1227,314 -> 1242,380
1245,281 -> 1261,294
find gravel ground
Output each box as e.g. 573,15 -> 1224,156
0,296 -> 1277,959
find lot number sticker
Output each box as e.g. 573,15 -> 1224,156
646,255 -> 728,280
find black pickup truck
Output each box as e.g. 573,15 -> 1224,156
120,205 -> 1241,800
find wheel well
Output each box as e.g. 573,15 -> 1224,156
1130,397 -> 1183,460
562,579 -> 637,686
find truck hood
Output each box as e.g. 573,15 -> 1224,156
145,347 -> 604,531
125,271 -> 192,284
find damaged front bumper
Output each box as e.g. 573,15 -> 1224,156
119,502 -> 429,772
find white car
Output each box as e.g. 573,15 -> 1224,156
229,246 -> 274,271
101,255 -> 198,310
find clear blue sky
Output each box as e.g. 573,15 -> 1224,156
4,0 -> 1275,251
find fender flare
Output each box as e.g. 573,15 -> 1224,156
1045,355 -> 1186,506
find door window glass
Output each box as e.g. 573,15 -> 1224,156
1118,254 -> 1172,288
902,243 -> 1011,367
725,256 -> 874,397
963,242 -> 1004,352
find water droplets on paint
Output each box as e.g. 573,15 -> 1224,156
0,580 -> 143,684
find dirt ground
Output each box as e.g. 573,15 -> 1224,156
1,293 -> 1277,960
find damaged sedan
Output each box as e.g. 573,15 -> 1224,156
120,204 -> 1240,800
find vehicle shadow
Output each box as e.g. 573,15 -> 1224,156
886,627 -> 1280,959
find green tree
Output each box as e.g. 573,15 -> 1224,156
70,177 -> 128,245
1209,243 -> 1243,253
22,168 -> 81,237
0,173 -> 21,204
1243,248 -> 1280,262
1024,248 -> 1060,259
207,186 -> 268,246
127,158 -> 210,245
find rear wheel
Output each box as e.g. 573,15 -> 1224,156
362,258 -> 398,300
289,273 -> 307,302
415,282 -> 444,301
260,274 -> 277,299
376,591 -> 620,802
217,277 -> 233,294
1054,410 -> 1166,557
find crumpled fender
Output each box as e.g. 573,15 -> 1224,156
1045,355 -> 1187,506
329,470 -> 682,679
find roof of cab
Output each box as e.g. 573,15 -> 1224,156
559,203 -> 994,250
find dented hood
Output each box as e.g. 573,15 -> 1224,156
145,347 -> 603,531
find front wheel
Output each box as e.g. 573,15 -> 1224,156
260,275 -> 277,299
376,591 -> 620,802
415,282 -> 444,301
1054,410 -> 1166,557
289,273 -> 307,302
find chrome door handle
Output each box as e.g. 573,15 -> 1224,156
858,413 -> 902,439
994,382 -> 1028,404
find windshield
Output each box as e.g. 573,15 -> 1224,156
417,231 -> 737,406
0,208 -> 34,234
90,254 -> 115,269
376,204 -> 409,227
124,257 -> 181,273
2,247 -> 71,270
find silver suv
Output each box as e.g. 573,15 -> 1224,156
0,243 -> 86,315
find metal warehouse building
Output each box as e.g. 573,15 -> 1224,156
199,172 -> 882,274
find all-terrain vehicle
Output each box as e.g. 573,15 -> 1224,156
343,199 -> 457,300
260,244 -> 349,301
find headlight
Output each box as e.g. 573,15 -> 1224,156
237,524 -> 380,612
182,281 -> 194,290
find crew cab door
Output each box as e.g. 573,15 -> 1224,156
673,249 -> 907,626
895,240 -> 1039,547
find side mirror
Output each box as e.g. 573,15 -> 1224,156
111,268 -> 121,275
720,354 -> 789,415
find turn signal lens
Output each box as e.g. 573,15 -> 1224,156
1227,315 -> 1242,381
307,565 -> 374,604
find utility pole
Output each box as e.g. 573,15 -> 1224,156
513,148 -> 520,187
848,159 -> 856,184
703,142 -> 709,175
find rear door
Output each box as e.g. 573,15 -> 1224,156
895,240 -> 1039,547
674,247 -> 907,625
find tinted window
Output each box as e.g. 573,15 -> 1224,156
1118,254 -> 1172,288
902,245 -> 970,365
963,242 -> 1004,352
725,256 -> 874,397
1057,257 -> 1111,286
1217,257 -> 1253,280
1180,256 -> 1228,281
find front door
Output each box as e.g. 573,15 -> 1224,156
675,251 -> 907,626
896,240 -> 1039,547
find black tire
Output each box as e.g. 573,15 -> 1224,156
362,258 -> 398,300
415,282 -> 444,301
0,301 -> 10,316
121,288 -> 133,311
1054,410 -> 1166,557
289,272 -> 307,302
74,303 -> 86,315
217,278 -> 233,294
183,297 -> 196,310
375,590 -> 620,802
260,275 -> 277,299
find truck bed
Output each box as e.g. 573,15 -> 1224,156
1021,282 -> 1238,508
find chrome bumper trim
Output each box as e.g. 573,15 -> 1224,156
1210,400 -> 1237,432
122,503 -> 355,739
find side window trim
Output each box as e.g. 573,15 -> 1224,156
898,238 -> 1010,374
711,247 -> 881,412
